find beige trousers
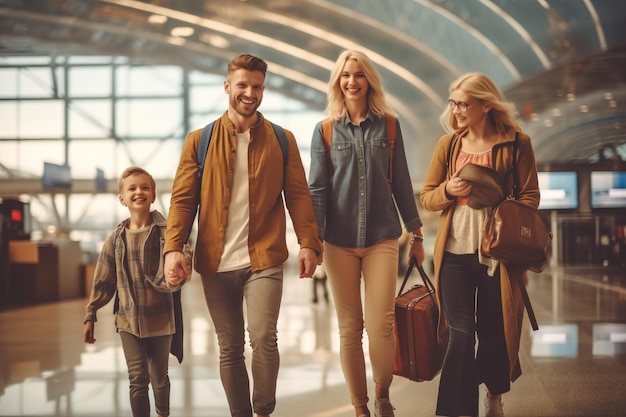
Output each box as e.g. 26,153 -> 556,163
324,239 -> 399,408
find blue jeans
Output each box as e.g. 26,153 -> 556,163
435,252 -> 510,417
119,331 -> 172,417
201,266 -> 283,417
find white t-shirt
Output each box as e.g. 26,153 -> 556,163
218,130 -> 252,272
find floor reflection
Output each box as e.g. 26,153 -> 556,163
0,264 -> 625,416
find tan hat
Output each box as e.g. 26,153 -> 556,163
457,164 -> 504,209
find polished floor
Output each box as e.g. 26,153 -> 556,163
1,261 -> 625,417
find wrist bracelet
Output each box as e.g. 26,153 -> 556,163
410,234 -> 424,243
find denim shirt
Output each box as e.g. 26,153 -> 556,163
308,113 -> 422,248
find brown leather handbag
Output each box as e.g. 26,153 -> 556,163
481,134 -> 552,274
482,198 -> 551,272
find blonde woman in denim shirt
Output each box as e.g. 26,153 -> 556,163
308,50 -> 425,417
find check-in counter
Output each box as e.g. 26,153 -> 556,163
8,240 -> 82,305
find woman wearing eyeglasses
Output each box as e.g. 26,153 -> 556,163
420,73 -> 540,417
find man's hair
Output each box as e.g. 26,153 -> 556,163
118,166 -> 156,194
227,53 -> 268,76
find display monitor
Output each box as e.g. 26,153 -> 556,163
593,323 -> 626,356
95,168 -> 107,192
42,162 -> 72,190
531,323 -> 579,358
537,171 -> 578,209
590,171 -> 626,208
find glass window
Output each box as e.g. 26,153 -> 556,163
17,141 -> 66,175
113,139 -> 183,179
115,99 -> 182,137
68,100 -> 112,138
115,66 -> 182,96
18,100 -> 65,138
69,140 -> 117,178
0,102 -> 18,138
69,66 -> 112,97
0,68 -> 17,97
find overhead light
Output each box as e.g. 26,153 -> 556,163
537,0 -> 550,9
580,105 -> 589,113
167,36 -> 187,46
608,100 -> 617,108
199,33 -> 231,49
543,119 -> 553,127
551,108 -> 561,117
170,26 -> 194,37
566,93 -> 575,101
148,14 -> 167,24
604,92 -> 613,100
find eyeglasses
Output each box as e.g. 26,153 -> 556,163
448,99 -> 470,112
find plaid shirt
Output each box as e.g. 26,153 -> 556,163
84,210 -> 179,338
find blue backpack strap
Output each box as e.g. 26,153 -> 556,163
270,122 -> 289,167
198,121 -> 287,180
197,121 -> 215,180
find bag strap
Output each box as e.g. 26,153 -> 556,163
446,133 -> 459,180
385,115 -> 397,183
509,132 -> 539,331
511,132 -> 520,200
397,258 -> 437,310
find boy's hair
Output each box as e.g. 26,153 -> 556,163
118,166 -> 156,194
227,53 -> 268,77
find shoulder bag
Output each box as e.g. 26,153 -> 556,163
481,133 -> 552,273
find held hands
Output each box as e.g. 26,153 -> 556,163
446,175 -> 472,198
164,250 -> 192,286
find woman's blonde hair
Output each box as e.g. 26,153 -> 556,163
439,72 -> 520,135
325,50 -> 395,121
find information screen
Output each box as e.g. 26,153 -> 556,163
537,171 -> 578,209
590,171 -> 626,208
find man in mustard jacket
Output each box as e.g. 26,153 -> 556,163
163,53 -> 322,417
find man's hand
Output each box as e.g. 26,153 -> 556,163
164,250 -> 192,286
297,247 -> 318,278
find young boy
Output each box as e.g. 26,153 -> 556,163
83,166 -> 186,417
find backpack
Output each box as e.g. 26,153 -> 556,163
197,120 -> 289,182
321,115 -> 397,183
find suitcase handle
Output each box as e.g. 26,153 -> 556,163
398,258 -> 437,310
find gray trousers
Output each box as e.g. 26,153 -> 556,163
201,265 -> 283,417
119,331 -> 172,417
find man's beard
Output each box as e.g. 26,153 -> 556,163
231,95 -> 259,117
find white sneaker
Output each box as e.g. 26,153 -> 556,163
484,392 -> 504,417
374,398 -> 395,417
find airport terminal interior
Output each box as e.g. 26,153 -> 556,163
1,1 -> 626,416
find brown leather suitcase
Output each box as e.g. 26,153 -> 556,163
393,260 -> 447,382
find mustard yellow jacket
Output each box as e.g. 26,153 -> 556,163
420,127 -> 540,382
164,112 -> 321,276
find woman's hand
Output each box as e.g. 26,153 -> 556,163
445,175 -> 472,198
408,239 -> 426,267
